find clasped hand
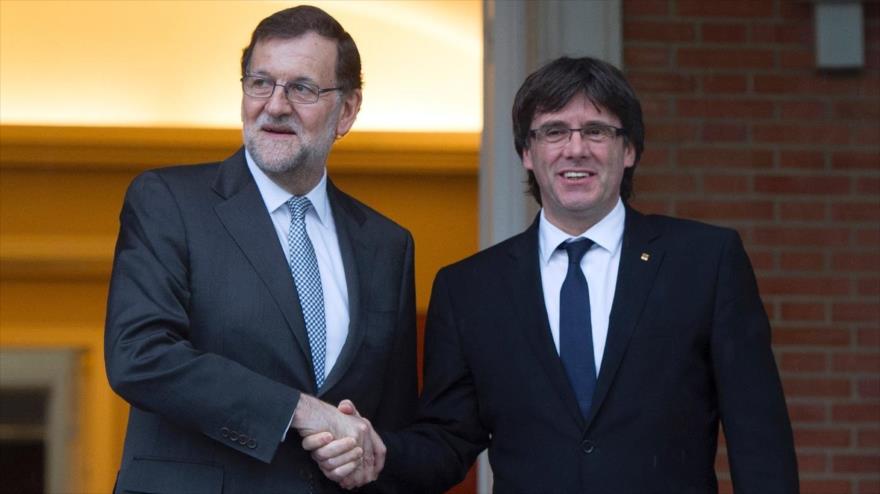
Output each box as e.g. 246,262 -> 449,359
292,396 -> 384,489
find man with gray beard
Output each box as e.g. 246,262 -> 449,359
105,6 -> 416,493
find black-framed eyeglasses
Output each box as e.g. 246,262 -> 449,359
241,75 -> 342,104
529,124 -> 626,146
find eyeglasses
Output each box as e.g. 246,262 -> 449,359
241,75 -> 341,104
529,124 -> 626,146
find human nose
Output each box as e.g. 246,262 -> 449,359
265,83 -> 294,116
562,129 -> 591,158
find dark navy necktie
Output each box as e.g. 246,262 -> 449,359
559,238 -> 596,418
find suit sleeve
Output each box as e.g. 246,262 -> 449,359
104,171 -> 299,463
380,269 -> 489,493
711,231 -> 799,492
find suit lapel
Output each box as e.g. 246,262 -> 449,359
320,181 -> 373,394
506,219 -> 587,427
585,207 -> 663,429
211,149 -> 314,386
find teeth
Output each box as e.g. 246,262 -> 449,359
564,172 -> 589,178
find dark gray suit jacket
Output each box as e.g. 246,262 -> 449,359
105,148 -> 417,493
383,208 -> 798,493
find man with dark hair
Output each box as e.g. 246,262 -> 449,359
309,56 -> 799,493
105,5 -> 414,493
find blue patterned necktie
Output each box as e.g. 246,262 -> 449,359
286,196 -> 327,390
559,238 -> 596,418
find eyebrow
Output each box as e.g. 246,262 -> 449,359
246,71 -> 319,86
536,119 -> 615,128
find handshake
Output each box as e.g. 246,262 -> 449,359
291,395 -> 385,490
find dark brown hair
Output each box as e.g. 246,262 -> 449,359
241,5 -> 362,92
512,57 -> 645,204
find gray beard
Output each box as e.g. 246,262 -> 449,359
244,116 -> 338,180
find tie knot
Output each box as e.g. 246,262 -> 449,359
287,196 -> 313,221
560,238 -> 593,265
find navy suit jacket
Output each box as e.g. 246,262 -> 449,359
105,148 -> 417,493
383,208 -> 798,493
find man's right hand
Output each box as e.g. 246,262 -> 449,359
300,399 -> 386,489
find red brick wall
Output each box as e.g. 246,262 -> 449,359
624,1 -> 880,493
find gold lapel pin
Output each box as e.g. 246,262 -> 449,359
640,253 -> 650,262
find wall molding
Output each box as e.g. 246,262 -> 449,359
0,125 -> 479,175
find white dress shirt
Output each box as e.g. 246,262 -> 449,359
245,150 -> 349,380
538,199 -> 626,376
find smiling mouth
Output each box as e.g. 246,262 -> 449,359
562,171 -> 596,179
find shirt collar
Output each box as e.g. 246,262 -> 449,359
538,198 -> 626,265
245,148 -> 331,225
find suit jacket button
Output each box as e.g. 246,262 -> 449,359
247,439 -> 258,449
238,434 -> 249,445
581,440 -> 596,454
221,427 -> 230,438
229,431 -> 239,442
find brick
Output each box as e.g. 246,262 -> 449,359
760,277 -> 850,296
640,145 -> 671,167
748,250 -> 774,271
780,251 -> 825,271
650,122 -> 700,141
858,177 -> 880,195
677,0 -> 774,18
780,303 -> 827,322
624,20 -> 696,42
702,122 -> 747,142
629,198 -> 672,215
754,74 -> 880,97
753,124 -> 850,145
834,100 -> 880,120
795,428 -> 851,448
624,46 -> 671,68
755,176 -> 851,195
703,174 -> 750,194
787,402 -> 827,423
833,403 -> 880,423
774,328 -> 850,346
640,96 -> 672,119
831,151 -> 880,170
779,202 -> 827,221
860,378 -> 880,399
852,125 -> 880,146
678,47 -> 775,69
779,49 -> 814,70
677,98 -> 774,119
796,452 -> 828,473
832,202 -> 880,222
701,74 -> 748,93
833,353 -> 880,372
701,23 -> 747,43
833,252 -> 880,272
779,100 -> 827,120
783,378 -> 850,397
753,227 -> 850,247
859,328 -> 880,347
833,303 -> 880,323
860,479 -> 880,494
833,454 -> 880,473
780,1 -> 813,20
624,0 -> 669,16
780,352 -> 828,372
633,173 -> 697,194
678,200 -> 773,221
799,480 -> 852,494
628,71 -> 697,93
678,147 -> 773,168
752,23 -> 813,45
858,228 -> 880,247
860,279 -> 880,297
859,428 -> 880,447
780,150 -> 826,170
